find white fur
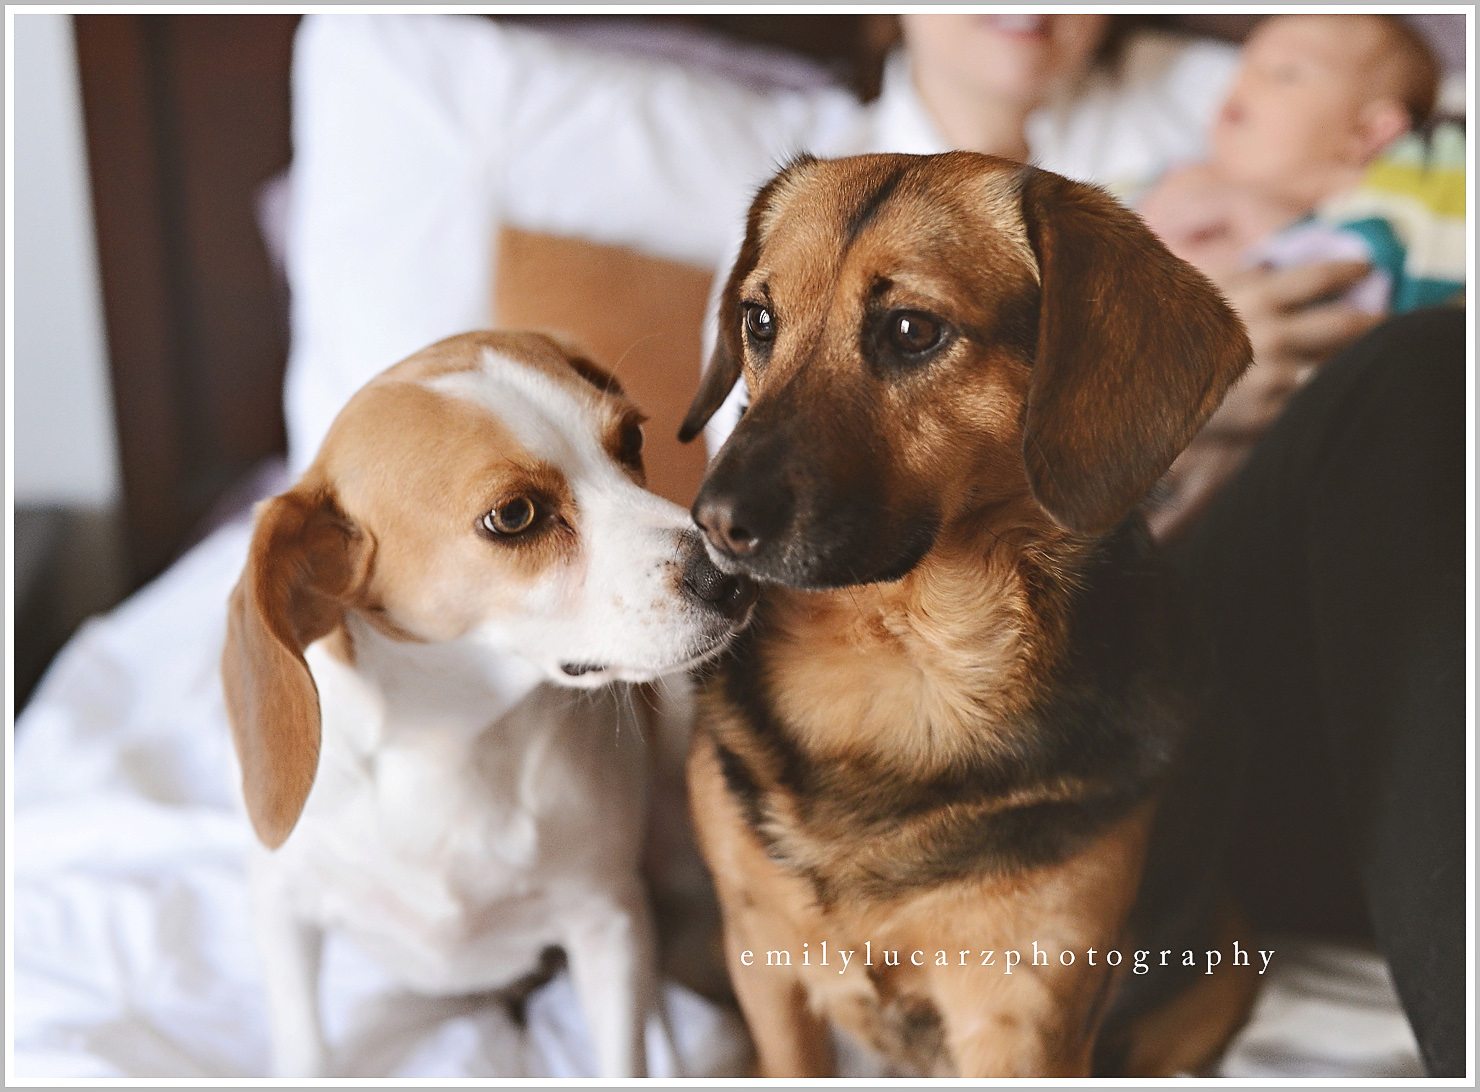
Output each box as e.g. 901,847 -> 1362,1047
425,350 -> 727,687
249,346 -> 736,1077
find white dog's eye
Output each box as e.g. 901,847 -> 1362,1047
481,497 -> 539,536
617,418 -> 645,470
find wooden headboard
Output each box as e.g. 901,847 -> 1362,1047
75,15 -> 300,587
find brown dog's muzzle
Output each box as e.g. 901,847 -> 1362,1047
693,394 -> 940,590
692,432 -> 792,561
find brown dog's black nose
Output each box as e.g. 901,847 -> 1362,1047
681,535 -> 758,621
692,431 -> 797,569
693,496 -> 761,558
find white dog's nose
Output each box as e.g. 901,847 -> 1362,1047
680,533 -> 757,621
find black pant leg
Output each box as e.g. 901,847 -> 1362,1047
1167,307 -> 1466,1076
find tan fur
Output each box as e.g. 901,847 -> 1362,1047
223,487 -> 372,848
1115,907 -> 1262,1076
691,734 -> 1152,1077
763,520 -> 1083,773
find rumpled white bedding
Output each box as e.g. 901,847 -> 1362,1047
13,512 -> 1425,1079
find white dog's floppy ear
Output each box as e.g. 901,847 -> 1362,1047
1015,166 -> 1252,535
680,155 -> 819,443
222,486 -> 372,848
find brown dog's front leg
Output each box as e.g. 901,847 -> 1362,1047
687,732 -> 837,1076
929,960 -> 1112,1077
724,933 -> 835,1077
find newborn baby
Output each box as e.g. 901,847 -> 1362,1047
1139,14 -> 1438,309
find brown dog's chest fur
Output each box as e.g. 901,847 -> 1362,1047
691,721 -> 1155,1073
700,521 -> 1177,892
689,521 -> 1196,1073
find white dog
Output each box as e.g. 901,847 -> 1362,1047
221,331 -> 755,1076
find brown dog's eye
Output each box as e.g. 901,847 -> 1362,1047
481,497 -> 540,537
866,309 -> 954,375
889,311 -> 944,355
743,302 -> 776,343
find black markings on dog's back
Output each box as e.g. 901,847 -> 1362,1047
844,163 -> 910,248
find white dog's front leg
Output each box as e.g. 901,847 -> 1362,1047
565,884 -> 664,1077
251,866 -> 327,1077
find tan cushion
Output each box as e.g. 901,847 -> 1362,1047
492,226 -> 714,507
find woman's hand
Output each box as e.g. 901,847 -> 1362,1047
1203,259 -> 1382,439
1149,260 -> 1383,543
1148,438 -> 1253,544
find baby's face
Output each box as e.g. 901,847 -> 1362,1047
1212,15 -> 1410,193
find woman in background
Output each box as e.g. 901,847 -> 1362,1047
288,14 -> 1462,1075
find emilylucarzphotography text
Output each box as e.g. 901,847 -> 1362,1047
738,940 -> 1275,978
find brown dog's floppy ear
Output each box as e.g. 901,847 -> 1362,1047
221,486 -> 372,848
678,316 -> 745,444
680,155 -> 819,443
678,229 -> 758,443
1017,167 -> 1252,535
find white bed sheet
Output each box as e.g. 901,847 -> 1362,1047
12,515 -> 1425,1079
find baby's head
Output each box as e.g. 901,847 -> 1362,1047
1211,14 -> 1437,203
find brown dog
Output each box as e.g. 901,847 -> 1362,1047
678,152 -> 1256,1076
